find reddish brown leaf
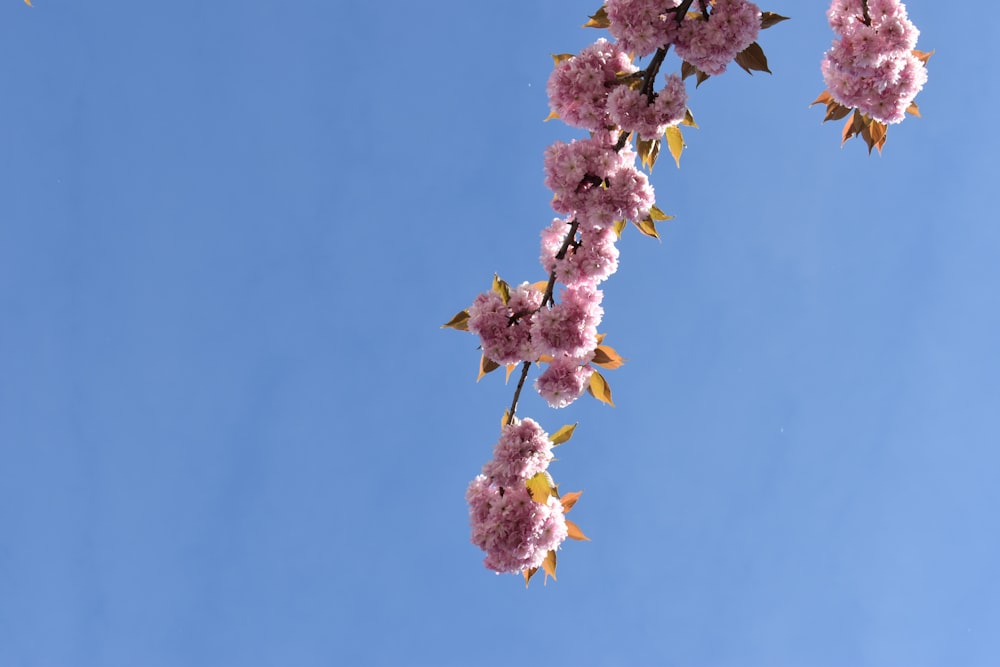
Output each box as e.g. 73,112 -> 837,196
760,11 -> 790,29
591,344 -> 625,370
734,42 -> 771,75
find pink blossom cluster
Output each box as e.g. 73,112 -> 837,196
605,0 -> 683,57
467,277 -> 603,409
608,74 -> 688,140
821,0 -> 926,124
543,134 -> 655,231
467,419 -> 568,573
467,283 -> 544,365
546,39 -> 638,131
541,218 -> 619,286
673,0 -> 761,76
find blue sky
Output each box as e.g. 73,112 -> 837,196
1,1 -> 997,666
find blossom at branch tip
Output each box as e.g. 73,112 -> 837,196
467,474 -> 568,574
481,418 -> 555,486
821,0 -> 926,124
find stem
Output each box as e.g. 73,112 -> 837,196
505,219 -> 580,426
861,0 -> 872,26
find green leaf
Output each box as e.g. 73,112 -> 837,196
441,309 -> 470,331
550,423 -> 578,445
583,6 -> 610,28
664,125 -> 685,168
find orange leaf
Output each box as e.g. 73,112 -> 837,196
561,490 -> 583,513
523,566 -> 538,587
504,363 -> 518,384
906,101 -> 921,118
912,49 -> 934,65
566,519 -> 590,541
542,550 -> 557,583
477,354 -> 500,382
582,6 -> 610,28
592,344 -> 625,370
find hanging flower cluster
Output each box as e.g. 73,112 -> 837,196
446,0 -> 928,586
813,0 -> 931,152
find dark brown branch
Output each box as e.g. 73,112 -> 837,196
504,219 -> 580,425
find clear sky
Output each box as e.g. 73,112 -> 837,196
1,2 -> 997,666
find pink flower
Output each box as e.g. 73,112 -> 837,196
607,74 -> 688,141
546,39 -> 638,131
606,0 -> 683,56
674,0 -> 761,76
821,0 -> 926,124
531,284 -> 604,361
466,475 -> 568,574
535,355 -> 594,409
467,283 -> 543,365
541,220 -> 620,286
481,418 -> 555,485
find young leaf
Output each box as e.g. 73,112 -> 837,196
587,370 -> 615,406
542,550 -> 557,584
24,0 -> 32,5
760,12 -> 790,29
811,90 -> 834,107
824,99 -> 852,122
501,409 -> 510,429
734,42 -> 771,75
681,108 -> 698,128
478,354 -> 500,382
504,363 -> 518,384
550,423 -> 578,445
591,344 -> 625,369
441,309 -> 470,331
613,219 -> 626,238
523,566 -> 538,588
648,205 -> 673,222
491,274 -> 511,305
561,490 -> 583,513
912,49 -> 934,65
551,53 -> 574,66
566,519 -> 591,541
636,137 -> 660,171
531,280 -> 549,293
664,125 -> 685,168
634,217 -> 660,239
583,6 -> 610,28
543,109 -> 560,122
906,101 -> 921,118
526,471 -> 556,503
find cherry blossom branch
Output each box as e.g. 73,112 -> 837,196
505,219 -> 581,426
